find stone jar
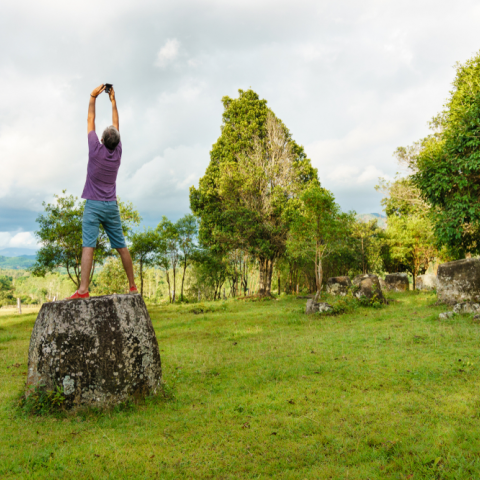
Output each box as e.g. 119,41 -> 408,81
26,294 -> 162,407
326,276 -> 352,296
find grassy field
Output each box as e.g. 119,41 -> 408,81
1,292 -> 480,479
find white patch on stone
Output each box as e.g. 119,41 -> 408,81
63,376 -> 75,395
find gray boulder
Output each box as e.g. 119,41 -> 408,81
416,274 -> 437,291
352,273 -> 378,286
352,274 -> 386,303
384,273 -> 409,292
306,299 -> 333,315
26,294 -> 162,407
326,276 -> 351,296
439,311 -> 455,320
453,302 -> 480,314
437,258 -> 480,304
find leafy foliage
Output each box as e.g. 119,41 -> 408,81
31,191 -> 140,288
287,185 -> 354,300
190,89 -> 318,295
405,51 -> 480,255
19,386 -> 66,416
130,228 -> 161,297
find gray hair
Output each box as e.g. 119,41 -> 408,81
101,126 -> 121,150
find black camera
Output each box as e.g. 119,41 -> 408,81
105,83 -> 113,94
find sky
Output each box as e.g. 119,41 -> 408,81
1,0 -> 480,251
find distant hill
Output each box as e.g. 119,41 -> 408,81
0,247 -> 38,257
356,213 -> 387,229
0,255 -> 36,270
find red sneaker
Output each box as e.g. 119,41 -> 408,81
129,286 -> 139,295
66,290 -> 90,300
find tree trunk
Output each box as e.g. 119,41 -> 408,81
278,278 -> 281,295
140,260 -> 144,297
266,260 -> 273,295
172,266 -> 176,303
180,259 -> 187,302
165,272 -> 171,303
314,255 -> 323,303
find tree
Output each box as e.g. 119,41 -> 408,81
351,219 -> 385,275
287,185 -> 352,301
156,217 -> 180,303
402,51 -> 480,256
190,90 -> 318,296
0,274 -> 15,306
31,191 -> 141,288
377,177 -> 438,287
386,214 -> 436,288
93,255 -> 139,295
176,214 -> 198,301
190,246 -> 228,301
129,228 -> 161,297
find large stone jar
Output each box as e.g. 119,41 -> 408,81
26,294 -> 162,407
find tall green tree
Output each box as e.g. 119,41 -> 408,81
402,51 -> 480,256
352,219 -> 385,275
31,191 -> 140,288
176,214 -> 198,301
377,177 -> 438,287
130,228 -> 161,297
156,217 -> 180,303
190,90 -> 318,296
287,185 -> 352,301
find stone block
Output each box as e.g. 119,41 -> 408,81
352,274 -> 386,303
326,276 -> 351,296
305,299 -> 333,314
416,274 -> 437,291
437,258 -> 480,304
384,273 -> 409,292
26,294 -> 162,407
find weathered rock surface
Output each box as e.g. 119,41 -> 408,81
453,302 -> 480,314
352,274 -> 386,303
326,276 -> 351,296
416,274 -> 437,291
306,299 -> 333,314
26,294 -> 162,407
384,273 -> 409,292
439,311 -> 454,320
437,258 -> 480,304
352,273 -> 377,286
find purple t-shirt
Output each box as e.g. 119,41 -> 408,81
81,131 -> 122,201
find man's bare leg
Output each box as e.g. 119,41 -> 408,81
117,247 -> 136,289
78,247 -> 94,294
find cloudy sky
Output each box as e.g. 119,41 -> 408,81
1,0 -> 479,251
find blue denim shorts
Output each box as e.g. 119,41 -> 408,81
82,200 -> 127,249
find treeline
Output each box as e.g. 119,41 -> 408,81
32,46 -> 480,304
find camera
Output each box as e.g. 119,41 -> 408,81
105,84 -> 113,94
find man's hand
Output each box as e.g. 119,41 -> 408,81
108,87 -> 116,103
91,84 -> 106,98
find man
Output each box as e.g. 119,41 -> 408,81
67,84 -> 138,299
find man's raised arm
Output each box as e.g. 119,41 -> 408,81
109,87 -> 119,131
87,84 -> 106,134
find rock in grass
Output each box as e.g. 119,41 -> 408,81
326,276 -> 351,296
437,258 -> 480,305
416,274 -> 437,291
26,294 -> 162,407
453,302 -> 480,314
352,274 -> 386,303
384,273 -> 409,292
439,311 -> 454,319
306,299 -> 333,314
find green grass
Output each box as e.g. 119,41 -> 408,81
1,292 -> 480,479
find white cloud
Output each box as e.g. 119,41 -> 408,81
154,38 -> 181,68
2,0 -> 480,227
0,231 -> 38,249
